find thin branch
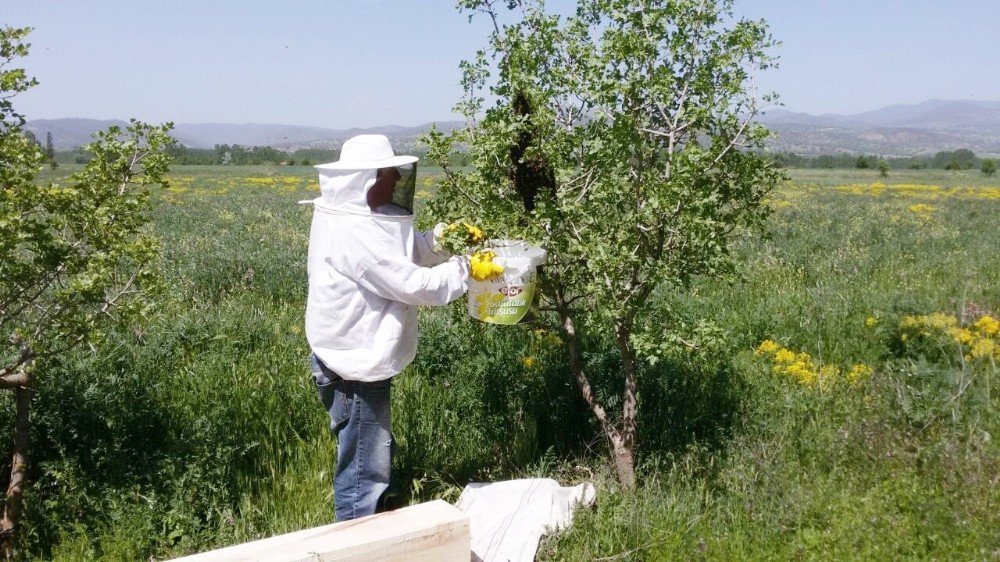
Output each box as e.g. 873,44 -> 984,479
571,168 -> 597,204
711,75 -> 761,167
447,174 -> 482,208
0,263 -> 64,333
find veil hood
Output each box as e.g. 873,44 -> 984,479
316,169 -> 376,215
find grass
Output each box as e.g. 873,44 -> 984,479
784,167 -> 1000,188
3,165 -> 998,560
541,169 -> 1000,560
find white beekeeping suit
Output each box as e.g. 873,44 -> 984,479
303,135 -> 469,381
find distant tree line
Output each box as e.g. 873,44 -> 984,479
46,138 -> 478,168
160,144 -> 476,167
22,130 -> 56,168
44,141 -> 996,177
772,149 -> 995,173
161,144 -> 341,166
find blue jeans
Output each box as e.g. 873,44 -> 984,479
310,354 -> 393,521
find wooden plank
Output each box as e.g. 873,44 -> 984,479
172,500 -> 470,562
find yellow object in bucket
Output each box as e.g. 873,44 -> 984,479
470,251 -> 505,281
467,240 -> 547,325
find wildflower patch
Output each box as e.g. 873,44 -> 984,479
755,339 -> 872,389
899,312 -> 998,362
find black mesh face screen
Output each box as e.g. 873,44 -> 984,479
389,163 -> 416,214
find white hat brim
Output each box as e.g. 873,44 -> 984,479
314,154 -> 418,171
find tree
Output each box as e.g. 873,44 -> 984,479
855,155 -> 871,169
21,130 -> 39,148
0,27 -> 172,553
934,148 -> 977,170
44,131 -> 55,167
426,0 -> 782,487
815,154 -> 837,169
877,159 -> 890,178
982,158 -> 996,177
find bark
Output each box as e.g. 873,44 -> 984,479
0,366 -> 31,557
0,373 -> 28,390
610,433 -> 636,490
559,307 -> 614,430
556,296 -> 638,490
613,319 -> 638,489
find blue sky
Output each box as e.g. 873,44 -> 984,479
5,0 -> 998,128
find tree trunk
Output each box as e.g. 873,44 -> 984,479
613,319 -> 638,490
0,372 -> 31,557
557,299 -> 638,490
609,433 -> 636,489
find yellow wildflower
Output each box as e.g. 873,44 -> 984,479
755,339 -> 866,389
898,312 -> 999,362
440,220 -> 489,254
900,312 -> 957,333
470,251 -> 505,281
464,222 -> 486,243
519,356 -> 539,369
865,317 -> 879,328
773,348 -> 796,364
968,338 -> 995,360
952,328 -> 975,346
755,339 -> 780,356
847,364 -> 872,385
908,203 -> 936,214
785,361 -> 816,386
973,315 -> 998,338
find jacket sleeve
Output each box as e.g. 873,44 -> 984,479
355,254 -> 469,306
412,224 -> 451,267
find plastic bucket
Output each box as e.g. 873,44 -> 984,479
468,240 -> 547,325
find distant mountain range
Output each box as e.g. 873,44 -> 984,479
24,119 -> 465,152
24,99 -> 1000,156
758,100 -> 1000,156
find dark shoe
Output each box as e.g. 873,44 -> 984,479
375,489 -> 405,513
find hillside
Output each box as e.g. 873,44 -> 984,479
24,100 -> 1000,156
760,100 -> 1000,156
24,119 -> 465,151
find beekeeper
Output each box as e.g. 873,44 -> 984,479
303,134 -> 469,521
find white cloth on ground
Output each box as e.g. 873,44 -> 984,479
455,478 -> 597,562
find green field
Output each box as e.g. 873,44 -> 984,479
7,165 -> 999,560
